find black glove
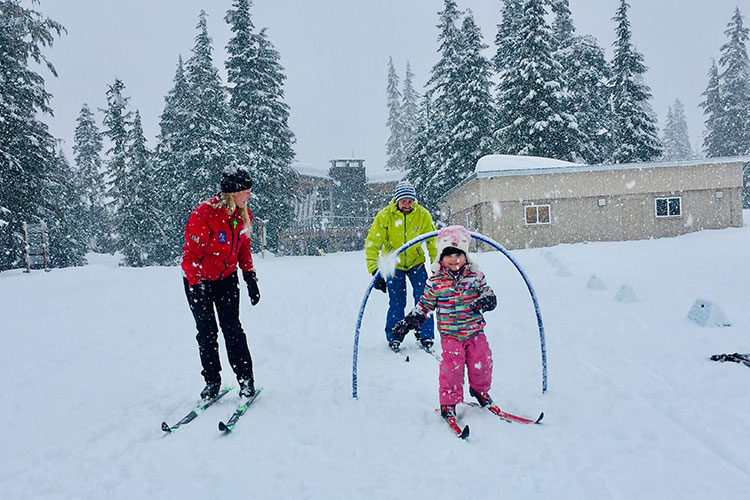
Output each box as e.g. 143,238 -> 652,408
391,312 -> 426,341
470,293 -> 497,314
243,271 -> 261,306
372,272 -> 387,293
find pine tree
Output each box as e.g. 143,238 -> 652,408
177,11 -> 231,226
609,0 -> 662,163
0,0 -> 64,270
717,7 -> 750,155
495,0 -> 582,160
416,0 -> 464,209
406,95 -> 439,204
425,10 -> 494,196
72,103 -> 107,252
400,61 -> 420,166
700,60 -> 727,157
225,0 -> 296,249
385,57 -> 405,171
118,111 -> 165,267
569,35 -> 613,164
42,150 -> 87,268
661,99 -> 693,161
550,0 -> 575,48
101,78 -> 131,254
493,0 -> 522,149
549,1 -> 612,163
153,56 -> 192,263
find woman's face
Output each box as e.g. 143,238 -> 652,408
232,189 -> 252,208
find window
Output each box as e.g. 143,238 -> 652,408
524,204 -> 550,225
655,197 -> 681,217
465,212 -> 472,230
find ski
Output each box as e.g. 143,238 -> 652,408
418,342 -> 442,362
469,402 -> 543,424
436,409 -> 470,439
162,387 -> 232,433
218,388 -> 263,432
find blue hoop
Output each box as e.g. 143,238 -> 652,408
352,230 -> 548,398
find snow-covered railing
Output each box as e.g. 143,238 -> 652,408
352,230 -> 548,399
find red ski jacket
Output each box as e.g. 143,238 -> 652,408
181,197 -> 255,286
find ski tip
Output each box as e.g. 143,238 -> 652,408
161,422 -> 173,433
460,425 -> 470,439
405,355 -> 410,362
218,421 -> 231,432
536,412 -> 544,424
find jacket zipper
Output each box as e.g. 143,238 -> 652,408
220,216 -> 237,280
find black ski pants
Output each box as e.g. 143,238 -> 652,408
183,272 -> 254,386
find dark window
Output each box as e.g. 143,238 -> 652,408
655,197 -> 681,217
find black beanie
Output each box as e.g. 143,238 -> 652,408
220,169 -> 253,193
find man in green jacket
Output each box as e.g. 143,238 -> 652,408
365,180 -> 437,352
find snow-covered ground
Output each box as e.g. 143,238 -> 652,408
2,215 -> 749,499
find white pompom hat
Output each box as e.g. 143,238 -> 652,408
431,225 -> 474,273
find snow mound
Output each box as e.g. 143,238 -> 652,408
686,299 -> 732,327
614,284 -> 639,303
587,274 -> 607,290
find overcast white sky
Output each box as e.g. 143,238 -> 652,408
32,0 -> 743,172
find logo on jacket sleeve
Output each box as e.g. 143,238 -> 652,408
218,231 -> 227,244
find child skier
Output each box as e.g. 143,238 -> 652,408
392,225 -> 497,426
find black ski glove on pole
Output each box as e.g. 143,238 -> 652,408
470,293 -> 497,313
243,271 -> 261,306
372,271 -> 387,293
391,311 -> 426,341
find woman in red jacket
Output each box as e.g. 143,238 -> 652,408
181,169 -> 260,400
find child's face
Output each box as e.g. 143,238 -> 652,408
441,252 -> 466,272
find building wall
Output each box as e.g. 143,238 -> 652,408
443,160 -> 744,250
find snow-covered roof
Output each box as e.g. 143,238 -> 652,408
291,162 -> 330,179
366,169 -> 404,184
475,154 -> 580,174
475,154 -> 750,178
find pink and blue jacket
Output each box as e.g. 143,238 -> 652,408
414,264 -> 495,341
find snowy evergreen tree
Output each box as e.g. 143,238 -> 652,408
550,0 -> 575,48
700,60 -> 727,157
493,0 -> 522,74
400,61 -> 420,166
495,0 -> 583,160
177,11 -> 231,228
0,0 -> 64,270
661,99 -> 693,161
609,0 -> 662,163
415,0 -> 464,209
42,150 -> 87,268
118,111 -> 165,267
424,10 -> 494,195
225,0 -> 296,249
569,36 -> 613,164
717,7 -> 750,155
101,78 -> 131,254
406,95 -> 440,207
549,1 -> 612,163
493,0 -> 522,144
385,57 -> 405,171
153,56 -> 191,263
72,103 -> 107,252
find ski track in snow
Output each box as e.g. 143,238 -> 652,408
1,219 -> 750,498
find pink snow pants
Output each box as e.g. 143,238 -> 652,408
439,333 -> 493,406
